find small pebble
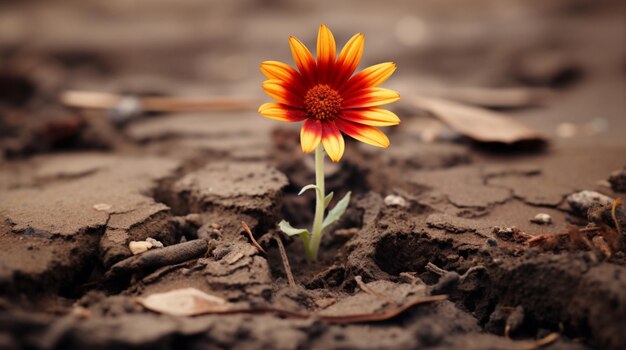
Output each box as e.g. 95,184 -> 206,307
566,190 -> 613,217
384,194 -> 408,207
146,237 -> 164,248
530,213 -> 552,225
93,203 -> 112,211
129,241 -> 153,255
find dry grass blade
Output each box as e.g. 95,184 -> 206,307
406,95 -> 546,144
241,221 -> 267,255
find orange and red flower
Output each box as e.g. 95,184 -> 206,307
259,24 -> 400,162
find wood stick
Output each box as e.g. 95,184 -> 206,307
274,236 -> 296,287
61,90 -> 260,112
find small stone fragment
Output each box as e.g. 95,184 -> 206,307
566,190 -> 613,217
93,203 -> 112,211
129,241 -> 153,255
608,167 -> 626,193
530,213 -> 552,225
384,194 -> 408,207
492,226 -> 525,243
145,237 -> 164,248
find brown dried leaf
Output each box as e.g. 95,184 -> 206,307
139,288 -> 232,316
407,96 -> 546,144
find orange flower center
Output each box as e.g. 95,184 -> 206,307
304,84 -> 342,120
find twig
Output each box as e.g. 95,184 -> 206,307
354,276 -> 398,306
106,239 -> 208,280
426,262 -> 485,282
579,226 -> 601,233
399,272 -> 424,286
425,262 -> 448,276
241,221 -> 267,255
273,236 -> 296,287
61,90 -> 260,112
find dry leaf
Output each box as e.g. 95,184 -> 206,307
139,288 -> 231,316
406,96 -> 546,144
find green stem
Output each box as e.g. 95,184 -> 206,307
307,144 -> 325,261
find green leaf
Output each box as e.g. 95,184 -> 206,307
278,220 -> 310,237
322,192 -> 351,229
298,184 -> 323,199
324,192 -> 334,208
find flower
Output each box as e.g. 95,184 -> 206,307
259,24 -> 400,162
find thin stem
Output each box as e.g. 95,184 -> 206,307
308,144 -> 326,261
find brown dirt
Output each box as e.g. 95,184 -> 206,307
1,1 -> 625,349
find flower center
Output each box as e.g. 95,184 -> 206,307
304,84 -> 342,120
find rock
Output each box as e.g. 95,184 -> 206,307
169,161 -> 288,234
0,153 -> 181,293
129,241 -> 153,255
145,238 -> 164,248
129,238 -> 164,254
530,213 -> 552,225
608,167 -> 626,193
566,190 -> 613,217
384,194 -> 408,208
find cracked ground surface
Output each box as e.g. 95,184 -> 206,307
1,1 -> 625,349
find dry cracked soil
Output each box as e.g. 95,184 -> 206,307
1,1 -> 625,349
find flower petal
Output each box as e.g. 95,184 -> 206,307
262,79 -> 304,108
341,62 -> 396,94
260,61 -> 297,80
289,36 -> 316,86
321,121 -> 345,162
333,33 -> 364,87
342,87 -> 400,108
260,61 -> 307,94
258,103 -> 307,122
335,119 -> 390,148
316,24 -> 336,84
340,108 -> 400,126
300,119 -> 322,153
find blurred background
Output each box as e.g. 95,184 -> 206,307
0,0 -> 624,156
